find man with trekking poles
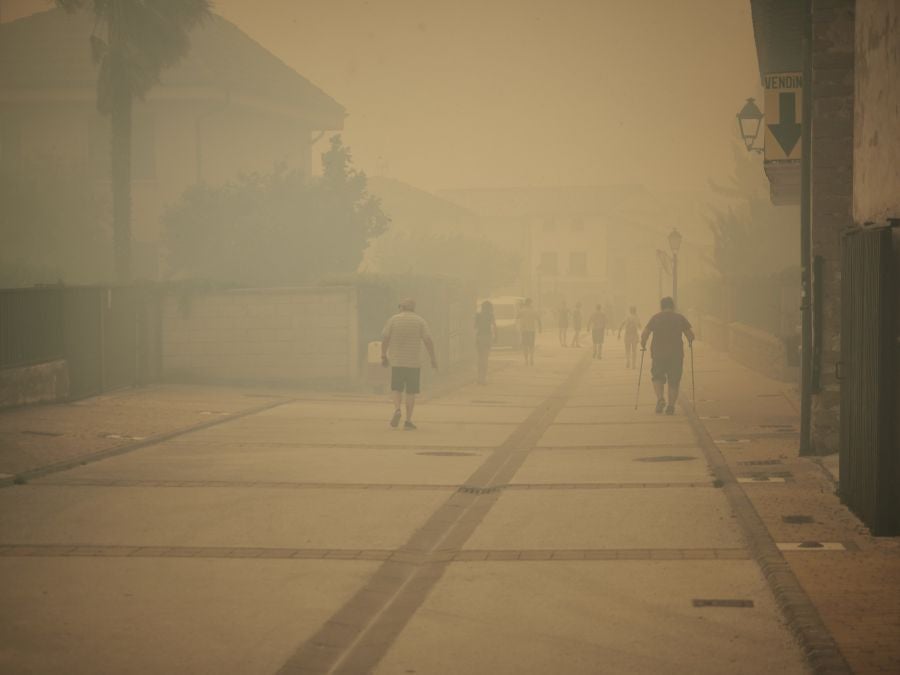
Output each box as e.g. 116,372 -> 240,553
637,296 -> 695,415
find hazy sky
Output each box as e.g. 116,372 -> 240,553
5,0 -> 762,194
214,0 -> 762,193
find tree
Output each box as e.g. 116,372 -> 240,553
57,0 -> 211,282
707,143 -> 799,278
164,136 -> 389,285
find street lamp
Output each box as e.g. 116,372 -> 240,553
668,228 -> 682,306
736,97 -> 764,154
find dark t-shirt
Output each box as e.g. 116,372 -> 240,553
474,312 -> 494,337
644,311 -> 692,359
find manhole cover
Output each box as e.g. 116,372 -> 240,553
783,515 -> 815,524
416,451 -> 478,457
634,456 -> 697,463
692,599 -> 754,608
21,430 -> 63,437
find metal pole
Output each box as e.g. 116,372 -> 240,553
799,0 -> 813,456
635,348 -> 645,410
690,341 -> 696,403
673,252 -> 679,306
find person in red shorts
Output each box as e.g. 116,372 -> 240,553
640,296 -> 695,415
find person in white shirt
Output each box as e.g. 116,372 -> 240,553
381,298 -> 438,430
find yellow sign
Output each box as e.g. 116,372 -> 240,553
764,72 -> 802,161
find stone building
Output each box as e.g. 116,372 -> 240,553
0,8 -> 345,278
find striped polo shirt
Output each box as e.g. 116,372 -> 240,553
382,311 -> 432,368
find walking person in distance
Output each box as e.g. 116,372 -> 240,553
557,301 -> 570,347
570,302 -> 583,347
474,300 -> 497,384
516,297 -> 541,365
587,304 -> 607,359
381,298 -> 438,430
640,297 -> 694,415
618,305 -> 642,369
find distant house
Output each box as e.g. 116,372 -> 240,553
0,8 -> 345,278
440,185 -> 711,321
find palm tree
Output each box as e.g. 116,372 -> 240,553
58,0 -> 211,282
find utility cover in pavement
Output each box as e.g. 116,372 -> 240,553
634,456 -> 697,463
782,515 -> 815,524
692,599 -> 754,608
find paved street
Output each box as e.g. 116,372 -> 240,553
0,340 -> 816,674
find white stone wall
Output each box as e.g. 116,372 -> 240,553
854,0 -> 900,225
162,286 -> 359,384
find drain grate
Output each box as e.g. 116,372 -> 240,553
692,599 -> 754,608
634,456 -> 697,463
458,485 -> 501,495
21,430 -> 63,437
782,515 -> 815,524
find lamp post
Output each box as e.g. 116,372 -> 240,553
667,228 -> 683,306
736,97 -> 764,154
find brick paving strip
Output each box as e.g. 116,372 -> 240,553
0,395 -> 297,489
33,478 -> 715,490
276,353 -> 594,675
0,544 -> 749,562
682,400 -> 852,675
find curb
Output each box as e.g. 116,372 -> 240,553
682,399 -> 851,675
0,396 -> 296,489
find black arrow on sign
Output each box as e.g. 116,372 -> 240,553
768,92 -> 801,156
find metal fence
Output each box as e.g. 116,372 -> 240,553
0,287 -> 64,369
0,285 -> 162,401
839,225 -> 898,536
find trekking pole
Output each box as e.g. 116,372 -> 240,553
690,341 -> 696,404
635,348 -> 645,410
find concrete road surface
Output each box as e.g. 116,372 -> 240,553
0,339 -> 808,674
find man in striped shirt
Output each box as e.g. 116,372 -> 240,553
381,298 -> 438,430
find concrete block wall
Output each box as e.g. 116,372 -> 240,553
698,315 -> 730,352
699,316 -> 795,383
0,359 -> 69,408
810,0 -> 855,452
162,286 -> 359,386
727,323 -> 793,383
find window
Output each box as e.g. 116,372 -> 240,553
569,251 -> 587,276
540,252 -> 558,275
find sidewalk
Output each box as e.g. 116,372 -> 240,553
687,341 -> 900,674
0,341 -> 896,674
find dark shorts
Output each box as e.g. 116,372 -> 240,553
651,354 -> 684,386
592,330 -> 605,344
391,367 -> 421,394
521,331 -> 536,347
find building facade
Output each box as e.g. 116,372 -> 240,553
0,8 -> 345,279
